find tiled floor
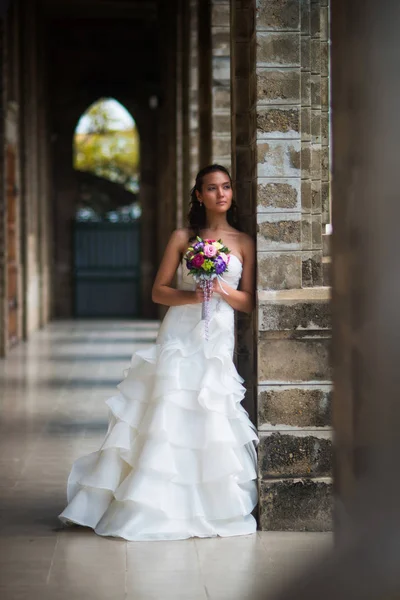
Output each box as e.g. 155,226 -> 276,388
0,321 -> 332,600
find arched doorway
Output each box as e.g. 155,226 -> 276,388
72,98 -> 142,317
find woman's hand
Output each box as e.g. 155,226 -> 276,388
194,285 -> 205,303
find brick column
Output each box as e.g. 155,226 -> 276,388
253,0 -> 332,531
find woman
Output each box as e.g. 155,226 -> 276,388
59,164 -> 258,540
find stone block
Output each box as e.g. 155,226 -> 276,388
212,28 -> 230,56
312,216 -> 322,249
301,142 -> 311,178
257,107 -> 300,139
213,114 -> 231,134
257,140 -> 301,177
311,109 -> 321,142
321,41 -> 329,76
257,214 -> 301,250
300,0 -> 311,35
212,3 -> 230,27
257,179 -> 300,211
322,232 -> 331,257
311,74 -> 321,106
256,0 -> 300,31
321,76 -> 329,107
237,146 -> 255,181
258,252 -> 302,290
321,110 -> 329,146
235,41 -> 251,78
259,295 -> 331,331
311,180 -> 321,213
257,32 -> 300,67
311,144 -> 322,179
301,215 -> 312,249
302,251 -> 323,287
323,257 -> 331,287
301,179 -> 312,212
321,181 -> 330,221
213,86 -> 231,110
236,8 -> 255,41
321,146 -> 330,181
259,479 -> 333,531
212,136 -> 231,158
258,385 -> 332,428
235,77 -> 251,113
310,2 -> 321,38
301,37 -> 311,71
301,107 -> 311,142
212,57 -> 230,85
321,7 -> 329,41
301,71 -> 311,105
311,39 -> 321,73
258,332 -> 331,382
259,432 -> 332,478
257,69 -> 301,105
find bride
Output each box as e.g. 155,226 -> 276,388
59,164 -> 259,540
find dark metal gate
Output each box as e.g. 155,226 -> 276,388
73,221 -> 141,317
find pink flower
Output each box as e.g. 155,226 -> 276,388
192,254 -> 205,268
219,252 -> 228,264
204,244 -> 217,258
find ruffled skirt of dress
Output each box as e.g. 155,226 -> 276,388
59,302 -> 259,541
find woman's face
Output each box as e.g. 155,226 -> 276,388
196,171 -> 233,214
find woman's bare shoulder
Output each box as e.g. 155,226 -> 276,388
238,231 -> 255,249
169,228 -> 191,251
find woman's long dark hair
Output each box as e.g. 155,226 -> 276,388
188,164 -> 240,239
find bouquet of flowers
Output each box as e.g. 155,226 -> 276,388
184,237 -> 230,339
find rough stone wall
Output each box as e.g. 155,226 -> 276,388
254,0 -> 332,531
211,0 -> 231,169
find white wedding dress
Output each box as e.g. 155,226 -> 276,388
59,255 -> 258,540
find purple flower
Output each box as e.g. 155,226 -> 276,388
193,242 -> 204,251
186,259 -> 193,270
214,256 -> 227,275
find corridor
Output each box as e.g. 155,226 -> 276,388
0,322 -> 331,599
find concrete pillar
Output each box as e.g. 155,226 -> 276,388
231,0 -> 333,531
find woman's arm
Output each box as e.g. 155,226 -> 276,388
213,234 -> 255,314
152,229 -> 203,307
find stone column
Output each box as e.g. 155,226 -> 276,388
189,0 -> 200,182
254,0 -> 332,531
176,0 -> 191,229
230,0 -> 257,423
198,0 -> 212,167
211,0 -> 231,169
20,0 -> 42,336
157,0 -> 178,263
0,19 -> 5,356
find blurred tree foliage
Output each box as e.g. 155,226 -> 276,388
74,99 -> 140,193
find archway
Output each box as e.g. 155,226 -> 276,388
72,98 -> 142,317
